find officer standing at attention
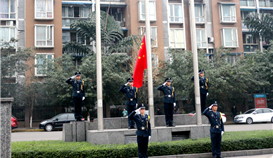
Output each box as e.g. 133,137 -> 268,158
66,72 -> 85,121
191,69 -> 209,112
203,101 -> 224,158
157,78 -> 176,127
128,104 -> 151,158
119,78 -> 138,129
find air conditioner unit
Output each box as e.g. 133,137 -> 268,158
6,21 -> 14,26
208,37 -> 214,43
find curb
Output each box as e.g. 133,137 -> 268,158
146,148 -> 273,158
12,129 -> 44,132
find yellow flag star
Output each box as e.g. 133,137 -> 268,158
138,57 -> 141,59
143,55 -> 145,57
140,43 -> 144,49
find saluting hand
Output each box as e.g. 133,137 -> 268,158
209,104 -> 213,109
162,82 -> 167,86
135,108 -> 141,113
125,82 -> 129,86
71,75 -> 76,79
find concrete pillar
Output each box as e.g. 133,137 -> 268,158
0,98 -> 14,158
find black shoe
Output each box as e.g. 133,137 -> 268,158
170,124 -> 175,127
217,156 -> 222,158
128,126 -> 135,129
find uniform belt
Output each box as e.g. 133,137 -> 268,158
74,91 -> 82,93
211,125 -> 220,128
137,127 -> 147,131
165,95 -> 172,97
128,98 -> 136,101
200,86 -> 205,89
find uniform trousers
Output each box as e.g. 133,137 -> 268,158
164,103 -> 174,125
210,132 -> 222,157
137,136 -> 149,158
127,104 -> 136,127
200,93 -> 207,112
73,97 -> 82,120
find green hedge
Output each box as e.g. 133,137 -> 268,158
12,130 -> 273,158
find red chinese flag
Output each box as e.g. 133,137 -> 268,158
133,36 -> 147,88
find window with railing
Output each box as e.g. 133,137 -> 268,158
240,0 -> 255,7
35,53 -> 54,76
35,0 -> 54,19
221,28 -> 238,47
196,29 -> 206,48
0,0 -> 16,19
259,0 -> 273,7
35,25 -> 54,47
243,34 -> 259,52
62,6 -> 90,18
139,26 -> 158,47
0,27 -> 15,47
138,1 -> 156,21
169,4 -> 183,23
195,4 -> 205,23
219,4 -> 236,23
170,29 -> 185,48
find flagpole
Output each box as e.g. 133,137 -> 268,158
96,0 -> 104,131
145,0 -> 155,128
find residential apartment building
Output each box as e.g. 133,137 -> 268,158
2,0 -> 273,83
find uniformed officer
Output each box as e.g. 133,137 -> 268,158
66,72 -> 85,121
191,69 -> 209,112
119,78 -> 138,129
203,101 -> 224,158
128,104 -> 151,158
157,78 -> 176,127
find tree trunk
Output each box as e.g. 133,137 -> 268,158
30,97 -> 34,128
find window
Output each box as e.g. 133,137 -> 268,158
219,4 -> 236,23
241,11 -> 254,21
226,56 -> 237,64
35,25 -> 54,47
221,28 -> 238,47
256,109 -> 263,113
263,109 -> 272,113
35,53 -> 54,76
138,1 -> 156,21
35,0 -> 53,19
170,29 -> 185,48
0,27 -> 15,47
62,6 -> 90,18
151,54 -> 158,67
243,33 -> 258,52
259,0 -> 273,7
62,32 -> 70,44
240,0 -> 255,7
0,0 -> 16,19
195,4 -> 205,23
139,26 -> 157,47
169,4 -> 183,23
196,29 -> 206,48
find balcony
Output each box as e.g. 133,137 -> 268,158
259,0 -> 273,7
100,0 -> 126,7
101,0 -> 124,2
243,44 -> 259,52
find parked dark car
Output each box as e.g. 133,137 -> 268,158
39,113 -> 84,132
11,115 -> 18,129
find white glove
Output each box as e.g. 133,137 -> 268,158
173,103 -> 176,107
221,131 -> 224,136
209,105 -> 213,109
136,103 -> 138,108
149,136 -> 151,140
82,97 -> 85,101
125,82 -> 129,86
135,108 -> 140,113
206,93 -> 209,97
162,82 -> 167,86
71,75 -> 76,79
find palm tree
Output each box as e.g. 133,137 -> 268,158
244,13 -> 273,46
63,11 -> 141,57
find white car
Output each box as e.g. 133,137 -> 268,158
234,108 -> 273,124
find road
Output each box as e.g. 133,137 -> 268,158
229,154 -> 273,158
11,123 -> 273,142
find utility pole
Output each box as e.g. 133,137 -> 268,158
96,0 -> 104,131
144,0 -> 155,128
189,0 -> 202,125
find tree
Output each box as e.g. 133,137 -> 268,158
160,48 -> 269,112
63,11 -> 140,56
244,13 -> 273,45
